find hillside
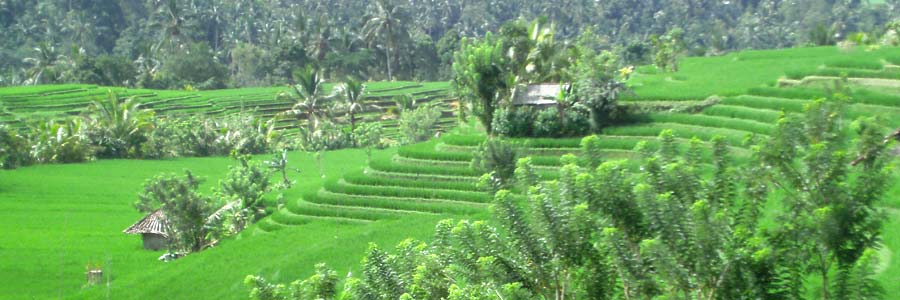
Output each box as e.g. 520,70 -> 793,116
3,45 -> 900,299
0,81 -> 455,140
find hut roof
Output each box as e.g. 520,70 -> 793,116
512,84 -> 566,106
123,210 -> 168,237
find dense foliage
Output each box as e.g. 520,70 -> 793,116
452,22 -> 631,138
246,98 -> 893,299
2,0 -> 898,87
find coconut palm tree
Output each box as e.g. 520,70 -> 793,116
337,77 -> 367,133
22,43 -> 66,85
392,93 -> 416,116
87,90 -> 155,158
363,0 -> 409,81
277,65 -> 327,135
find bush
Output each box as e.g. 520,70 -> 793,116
399,103 -> 443,143
0,125 -> 31,169
493,107 -> 536,137
533,107 -> 562,137
29,119 -> 93,163
471,138 -> 520,185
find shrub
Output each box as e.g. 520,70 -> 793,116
563,107 -> 592,136
533,107 -> 563,137
580,135 -> 605,169
493,107 -> 536,137
399,103 -> 443,143
471,138 -> 520,186
29,119 -> 93,163
297,120 -> 353,152
83,92 -> 154,158
216,155 -> 272,233
0,125 -> 31,169
135,171 -> 217,253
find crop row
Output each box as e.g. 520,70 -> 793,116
369,158 -> 481,177
720,95 -> 808,113
270,209 -> 372,225
701,105 -> 783,123
604,123 -> 755,146
344,170 -> 480,191
308,190 -> 485,215
823,58 -> 884,70
325,179 -> 491,203
288,197 -> 413,221
645,113 -> 774,135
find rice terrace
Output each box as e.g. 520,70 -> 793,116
3,1 -> 900,300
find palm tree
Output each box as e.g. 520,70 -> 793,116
363,0 -> 409,81
88,90 -> 155,157
338,77 -> 367,133
152,0 -> 188,54
277,66 -> 327,135
22,43 -> 65,85
392,93 -> 415,116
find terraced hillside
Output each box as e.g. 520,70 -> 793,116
254,46 -> 900,295
5,46 -> 900,300
0,81 -> 456,139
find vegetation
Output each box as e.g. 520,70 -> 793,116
135,171 -> 217,253
8,3 -> 900,300
2,1 -> 897,88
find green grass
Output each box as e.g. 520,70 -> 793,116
325,179 -> 491,203
644,113 -> 774,135
369,157 -> 481,177
625,46 -> 900,101
824,57 -> 884,70
701,105 -> 783,123
343,170 -> 479,192
604,123 -> 756,146
0,147 -> 398,300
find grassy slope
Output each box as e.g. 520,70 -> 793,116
0,148 -> 462,300
625,46 -> 900,100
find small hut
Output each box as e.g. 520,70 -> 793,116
512,84 -> 567,107
123,210 -> 169,251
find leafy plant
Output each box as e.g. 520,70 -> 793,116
470,138 -> 520,186
135,171 -> 217,253
398,103 -> 443,144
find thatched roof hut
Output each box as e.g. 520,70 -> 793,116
512,84 -> 567,106
123,210 -> 169,251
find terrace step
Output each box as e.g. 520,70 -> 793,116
256,217 -> 287,232
287,198 -> 416,220
271,209 -> 373,226
327,180 -> 491,203
347,170 -> 480,192
645,113 -> 774,136
701,104 -> 783,123
309,190 -> 486,215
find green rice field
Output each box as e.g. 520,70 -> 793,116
4,45 -> 900,299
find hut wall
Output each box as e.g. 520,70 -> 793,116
142,233 -> 168,250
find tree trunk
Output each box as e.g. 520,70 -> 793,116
589,108 -> 601,133
350,111 -> 356,133
386,45 -> 393,81
558,102 -> 567,131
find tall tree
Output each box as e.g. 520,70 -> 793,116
363,0 -> 409,81
277,65 -> 328,136
338,77 -> 366,133
451,35 -> 511,135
